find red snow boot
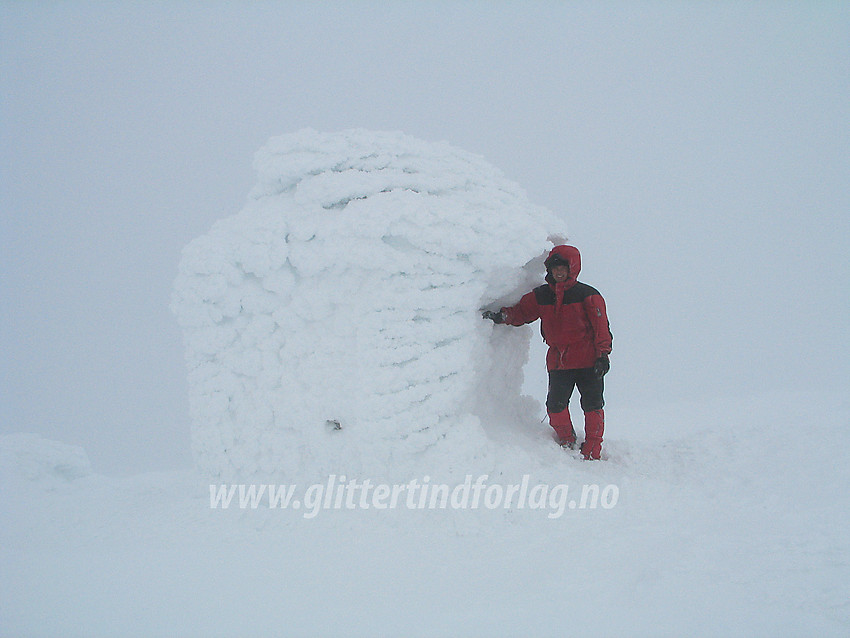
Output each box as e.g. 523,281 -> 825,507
548,409 -> 576,448
581,409 -> 604,460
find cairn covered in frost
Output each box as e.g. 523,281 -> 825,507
172,129 -> 564,482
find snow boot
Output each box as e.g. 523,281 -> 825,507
548,409 -> 576,448
581,409 -> 604,460
554,433 -> 576,449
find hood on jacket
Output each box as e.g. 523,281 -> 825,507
544,245 -> 581,284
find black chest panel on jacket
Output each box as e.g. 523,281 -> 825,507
533,282 -> 599,306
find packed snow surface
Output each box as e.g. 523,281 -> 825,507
171,129 -> 564,483
2,393 -> 848,637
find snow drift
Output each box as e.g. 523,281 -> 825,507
0,433 -> 92,485
171,129 -> 564,482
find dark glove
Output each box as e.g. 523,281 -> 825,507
482,310 -> 505,324
593,354 -> 610,378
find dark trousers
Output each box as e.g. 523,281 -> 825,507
546,368 -> 604,414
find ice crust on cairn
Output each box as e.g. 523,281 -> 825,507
172,129 -> 564,482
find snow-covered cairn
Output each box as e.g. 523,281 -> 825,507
172,129 -> 564,482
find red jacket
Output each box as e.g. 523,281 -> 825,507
502,246 -> 612,370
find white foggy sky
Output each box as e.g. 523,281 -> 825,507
2,1 -> 848,474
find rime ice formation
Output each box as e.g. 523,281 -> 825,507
172,129 -> 565,482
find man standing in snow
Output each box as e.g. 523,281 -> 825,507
483,245 -> 612,460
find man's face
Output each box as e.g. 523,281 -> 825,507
551,264 -> 570,282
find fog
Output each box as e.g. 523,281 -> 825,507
2,2 -> 847,474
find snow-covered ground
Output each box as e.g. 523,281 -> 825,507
2,391 -> 848,637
